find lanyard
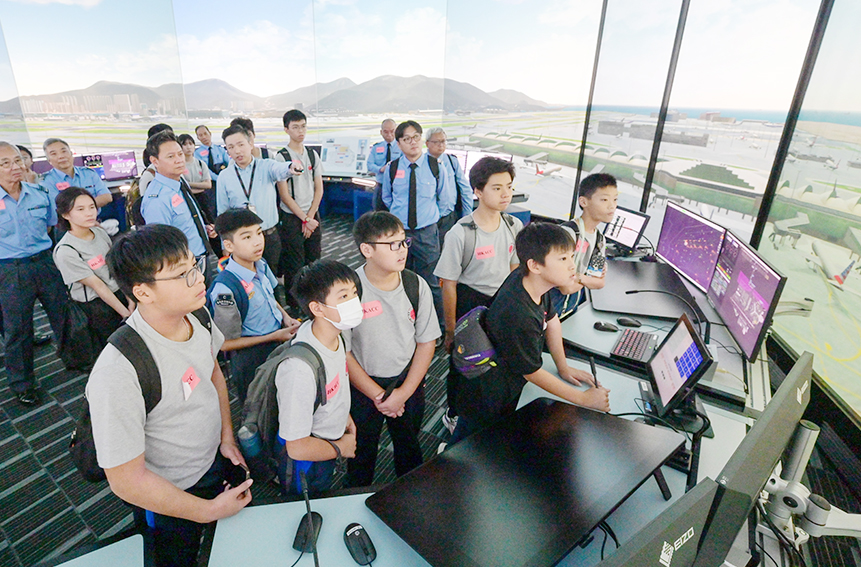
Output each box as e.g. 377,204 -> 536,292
235,161 -> 257,201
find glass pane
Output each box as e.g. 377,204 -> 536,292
0,22 -> 28,147
443,0 -> 601,220
759,0 -> 861,420
648,0 -> 818,246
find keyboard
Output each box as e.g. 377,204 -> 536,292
611,328 -> 659,363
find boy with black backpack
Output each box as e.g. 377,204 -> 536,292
208,208 -> 300,404
86,225 -> 252,567
344,212 -> 441,487
433,157 -> 523,433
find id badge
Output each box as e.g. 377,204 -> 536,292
246,204 -> 257,214
585,265 -> 603,278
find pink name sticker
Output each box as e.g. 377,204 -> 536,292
200,149 -> 209,156
171,194 -> 183,208
183,168 -> 190,176
376,146 -> 385,153
575,239 -> 589,254
0,200 -> 6,211
408,308 -> 416,322
87,255 -> 106,270
395,169 -> 405,179
475,245 -> 495,259
181,367 -> 201,400
56,182 -> 70,191
362,300 -> 383,319
509,244 -> 514,255
326,373 -> 341,400
241,280 -> 254,295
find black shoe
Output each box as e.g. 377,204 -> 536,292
16,388 -> 40,407
33,332 -> 52,346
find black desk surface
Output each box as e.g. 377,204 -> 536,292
366,398 -> 685,567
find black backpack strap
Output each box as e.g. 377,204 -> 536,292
388,156 -> 401,186
458,214 -> 479,272
190,307 -> 213,333
401,270 -> 420,321
107,325 -> 161,414
209,269 -> 249,320
57,244 -> 90,302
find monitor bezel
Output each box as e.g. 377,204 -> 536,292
656,201 -> 727,292
646,313 -> 714,418
602,205 -> 650,251
706,229 -> 787,363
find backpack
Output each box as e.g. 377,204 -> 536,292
458,213 -> 517,273
278,147 -> 318,202
207,269 -> 250,324
69,308 -> 212,482
238,339 -> 330,485
126,166 -> 156,228
451,305 -> 497,379
375,155 -> 440,212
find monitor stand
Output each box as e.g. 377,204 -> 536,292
639,384 -> 715,439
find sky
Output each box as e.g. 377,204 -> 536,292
0,0 -> 853,111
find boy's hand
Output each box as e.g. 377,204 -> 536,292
220,439 -> 247,467
272,322 -> 299,342
444,330 -> 455,352
558,364 -> 595,387
374,389 -> 407,418
208,479 -> 253,521
304,217 -> 319,232
338,417 -> 357,458
581,386 -> 611,413
289,162 -> 304,176
206,224 -> 217,238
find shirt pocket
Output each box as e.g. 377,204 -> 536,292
27,205 -> 49,228
0,213 -> 14,237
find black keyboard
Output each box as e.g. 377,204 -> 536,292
611,328 -> 659,363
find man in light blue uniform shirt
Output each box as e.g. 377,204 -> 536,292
425,127 -> 472,246
216,124 -> 301,271
368,119 -> 402,209
194,125 -> 230,181
141,131 -> 214,258
381,120 -> 445,330
0,142 -> 69,406
41,138 -> 112,214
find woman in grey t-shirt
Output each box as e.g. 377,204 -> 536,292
53,187 -> 132,347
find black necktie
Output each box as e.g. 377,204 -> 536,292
408,163 -> 417,230
385,143 -> 391,163
207,148 -> 215,172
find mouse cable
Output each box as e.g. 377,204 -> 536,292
599,524 -> 609,560
288,550 -> 304,567
611,409 -> 690,442
599,520 -> 619,548
638,234 -> 656,255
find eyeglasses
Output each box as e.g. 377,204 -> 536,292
427,139 -> 446,145
400,134 -> 422,144
153,256 -> 206,287
366,238 -> 412,251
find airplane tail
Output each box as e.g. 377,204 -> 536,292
836,260 -> 856,285
535,163 -> 541,175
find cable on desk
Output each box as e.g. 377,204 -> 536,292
638,234 -> 655,256
754,539 -> 779,567
289,550 -> 304,567
612,405 -> 691,443
600,521 -> 619,548
685,409 -> 711,492
599,524 -> 609,560
756,500 -> 807,567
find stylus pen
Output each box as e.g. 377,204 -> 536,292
589,356 -> 600,388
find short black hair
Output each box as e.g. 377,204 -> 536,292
108,224 -> 190,303
230,117 -> 255,135
215,208 -> 263,241
177,133 -> 195,147
395,120 -> 422,141
222,124 -> 251,144
146,130 -> 180,164
16,145 -> 32,159
147,123 -> 173,139
291,259 -> 361,319
283,109 -> 307,128
55,186 -> 96,232
469,156 -> 516,191
515,222 -> 575,275
578,173 -> 617,199
352,211 -> 403,254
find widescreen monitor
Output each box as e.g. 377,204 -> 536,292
656,202 -> 726,292
692,352 -> 813,567
82,154 -> 105,180
446,149 -> 468,173
706,230 -> 787,362
32,156 -> 84,175
102,151 -> 138,181
603,206 -> 650,251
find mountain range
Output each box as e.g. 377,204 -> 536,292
0,75 -> 550,115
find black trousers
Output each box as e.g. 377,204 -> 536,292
228,341 -> 277,406
277,211 -> 322,307
0,250 -> 69,393
345,367 -> 425,488
446,283 -> 494,416
77,290 -> 125,349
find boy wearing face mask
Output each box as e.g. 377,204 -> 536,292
275,259 -> 361,495
344,212 -> 441,487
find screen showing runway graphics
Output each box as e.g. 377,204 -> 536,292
657,202 -> 726,291
708,231 -> 786,361
603,206 -> 649,249
103,151 -> 137,181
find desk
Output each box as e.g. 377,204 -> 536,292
49,534 -> 143,567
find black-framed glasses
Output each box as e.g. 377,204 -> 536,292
366,238 -> 412,251
153,256 -> 206,287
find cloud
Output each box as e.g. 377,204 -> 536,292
6,0 -> 103,7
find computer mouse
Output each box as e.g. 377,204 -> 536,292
344,523 -> 377,565
292,511 -> 322,553
593,321 -> 619,333
616,317 -> 642,328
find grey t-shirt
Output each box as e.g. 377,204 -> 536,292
86,309 -> 226,490
348,265 -> 441,378
53,226 -> 120,302
276,320 -> 351,443
434,215 -> 523,297
275,146 -> 323,212
183,158 -> 211,186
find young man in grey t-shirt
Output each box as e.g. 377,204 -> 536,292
87,225 -> 252,566
345,212 -> 441,487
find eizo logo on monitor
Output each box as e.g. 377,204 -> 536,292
658,527 -> 695,566
797,380 -> 809,405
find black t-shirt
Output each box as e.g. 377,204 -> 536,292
455,270 -> 556,427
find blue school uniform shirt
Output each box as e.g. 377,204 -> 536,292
0,182 -> 54,259
381,152 -> 442,230
216,158 -> 294,231
194,145 -> 230,180
367,140 -> 402,183
141,173 -> 207,256
437,153 -> 472,218
210,257 -> 281,336
42,166 -> 110,212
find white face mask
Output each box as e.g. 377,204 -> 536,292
322,296 -> 363,331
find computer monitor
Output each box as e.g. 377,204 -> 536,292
692,352 -> 813,567
31,159 -> 52,175
644,313 -> 714,419
599,478 -> 720,567
82,154 -> 105,180
706,230 -> 787,362
446,149 -> 468,173
102,151 -> 138,181
603,206 -> 650,251
656,202 -> 726,292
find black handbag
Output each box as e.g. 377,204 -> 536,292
56,297 -> 99,371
